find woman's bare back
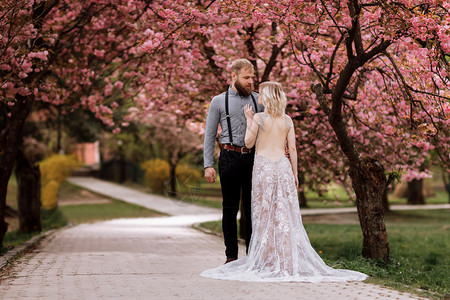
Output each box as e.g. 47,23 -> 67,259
254,113 -> 293,161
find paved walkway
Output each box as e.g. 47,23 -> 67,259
1,176 -> 442,299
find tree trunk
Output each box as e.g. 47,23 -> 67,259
15,150 -> 41,233
298,173 -> 307,207
447,184 -> 450,204
0,95 -> 34,245
168,163 -> 177,197
349,157 -> 390,263
407,179 -> 425,205
312,83 -> 390,263
382,184 -> 390,212
118,145 -> 126,183
442,173 -> 450,204
298,190 -> 307,208
0,172 -> 10,245
447,183 -> 450,204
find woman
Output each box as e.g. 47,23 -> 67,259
201,82 -> 367,282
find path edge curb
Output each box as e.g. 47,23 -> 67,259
192,222 -> 246,244
0,229 -> 55,270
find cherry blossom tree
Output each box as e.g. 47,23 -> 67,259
0,0 -> 162,244
250,0 -> 449,262
140,0 -> 449,262
2,0 -> 448,262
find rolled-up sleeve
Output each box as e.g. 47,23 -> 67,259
203,97 -> 220,168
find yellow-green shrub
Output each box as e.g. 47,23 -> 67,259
40,154 -> 79,210
175,164 -> 201,187
141,159 -> 170,194
41,180 -> 60,210
140,160 -> 201,194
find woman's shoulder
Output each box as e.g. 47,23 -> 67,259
253,112 -> 268,127
254,112 -> 267,120
283,114 -> 294,129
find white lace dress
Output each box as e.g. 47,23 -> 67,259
201,113 -> 368,282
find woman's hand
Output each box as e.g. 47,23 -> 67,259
243,104 -> 254,121
295,175 -> 299,189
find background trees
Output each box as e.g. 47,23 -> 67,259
1,0 -> 448,260
1,0 -> 159,244
140,0 -> 448,263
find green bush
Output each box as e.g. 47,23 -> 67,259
141,159 -> 201,194
40,154 -> 79,209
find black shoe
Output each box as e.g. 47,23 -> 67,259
225,257 -> 237,264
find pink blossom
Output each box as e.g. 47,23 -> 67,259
114,81 -> 123,89
104,84 -> 113,97
94,49 -> 105,58
0,64 -> 11,71
309,107 -> 318,115
28,51 -> 48,61
21,60 -> 33,73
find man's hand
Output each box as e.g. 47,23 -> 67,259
285,147 -> 290,159
204,167 -> 217,183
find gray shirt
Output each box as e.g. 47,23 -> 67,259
203,86 -> 264,168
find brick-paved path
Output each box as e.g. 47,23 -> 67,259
0,177 -> 437,299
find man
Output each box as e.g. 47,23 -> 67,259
203,59 -> 263,264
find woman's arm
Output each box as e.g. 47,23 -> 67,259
244,105 -> 259,148
286,125 -> 298,187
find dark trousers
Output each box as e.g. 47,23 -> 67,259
218,149 -> 254,259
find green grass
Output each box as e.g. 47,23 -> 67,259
133,168 -> 449,210
59,200 -> 163,224
389,190 -> 448,205
6,171 -> 18,210
199,209 -> 449,299
1,209 -> 68,254
2,231 -> 35,253
175,181 -> 449,210
58,181 -> 164,224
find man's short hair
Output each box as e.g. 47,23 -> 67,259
230,59 -> 254,75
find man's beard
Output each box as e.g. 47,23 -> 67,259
235,80 -> 252,97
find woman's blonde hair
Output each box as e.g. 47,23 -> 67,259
259,81 -> 286,117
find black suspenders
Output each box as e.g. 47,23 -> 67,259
225,90 -> 258,146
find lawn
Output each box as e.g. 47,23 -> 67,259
174,176 -> 448,210
199,209 -> 449,299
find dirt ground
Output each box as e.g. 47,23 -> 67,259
302,213 -> 360,225
58,189 -> 112,206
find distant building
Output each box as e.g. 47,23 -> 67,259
76,141 -> 100,166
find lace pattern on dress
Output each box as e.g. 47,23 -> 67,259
201,154 -> 368,282
201,113 -> 367,282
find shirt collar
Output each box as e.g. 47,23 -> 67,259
228,86 -> 240,97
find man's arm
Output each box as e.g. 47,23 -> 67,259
203,97 -> 220,183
